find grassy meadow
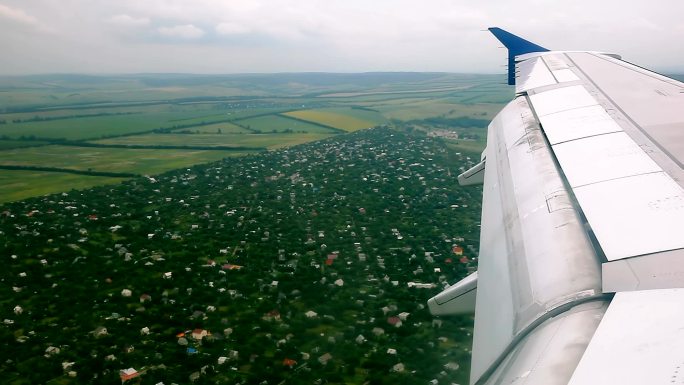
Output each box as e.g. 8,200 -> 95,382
0,145 -> 241,175
0,170 -> 125,203
238,114 -> 337,133
282,107 -> 385,132
174,121 -> 251,134
0,72 -> 510,202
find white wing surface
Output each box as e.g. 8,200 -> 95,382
428,28 -> 684,385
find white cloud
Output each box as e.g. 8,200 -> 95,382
0,3 -> 45,29
215,22 -> 250,36
108,14 -> 150,27
1,0 -> 684,74
157,24 -> 205,39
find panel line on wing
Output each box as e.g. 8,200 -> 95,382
585,52 -> 684,88
564,52 -> 684,170
563,170 -> 663,190
551,131 -> 663,188
516,57 -> 557,93
526,52 -> 684,263
528,85 -> 598,116
540,55 -> 560,83
544,130 -> 621,146
524,93 -> 609,264
538,105 -> 624,145
573,172 -> 684,261
552,69 -> 580,82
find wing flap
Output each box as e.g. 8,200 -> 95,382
528,85 -> 598,116
468,95 -> 602,384
538,105 -> 622,145
573,172 -> 684,260
551,131 -> 662,188
569,289 -> 684,385
486,301 -> 608,385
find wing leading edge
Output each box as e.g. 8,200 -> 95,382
429,28 -> 684,385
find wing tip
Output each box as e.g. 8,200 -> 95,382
487,27 -> 549,85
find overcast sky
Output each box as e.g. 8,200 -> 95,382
1,0 -> 683,75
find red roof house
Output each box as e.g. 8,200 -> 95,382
283,358 -> 297,368
120,368 -> 141,382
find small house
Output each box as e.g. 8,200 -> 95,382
120,368 -> 141,382
192,329 -> 209,340
305,310 -> 318,318
318,353 -> 332,365
387,317 -> 402,327
282,358 -> 297,368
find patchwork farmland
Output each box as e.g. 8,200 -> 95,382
0,73 -> 510,202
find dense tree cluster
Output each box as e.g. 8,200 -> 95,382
0,127 -> 481,385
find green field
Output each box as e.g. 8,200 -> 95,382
92,133 -> 335,149
166,107 -> 293,126
316,86 -> 470,98
166,112 -> 233,124
2,103 -> 207,122
0,75 -> 273,110
377,99 -> 501,121
171,121 -> 251,134
238,114 -> 338,133
0,145 -> 238,174
0,170 -> 125,203
445,138 -> 487,154
0,106 -> 302,140
283,108 -> 381,132
0,111 -> 196,140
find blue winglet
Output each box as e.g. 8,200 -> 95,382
488,27 -> 549,85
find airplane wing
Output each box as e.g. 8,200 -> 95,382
429,28 -> 684,385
